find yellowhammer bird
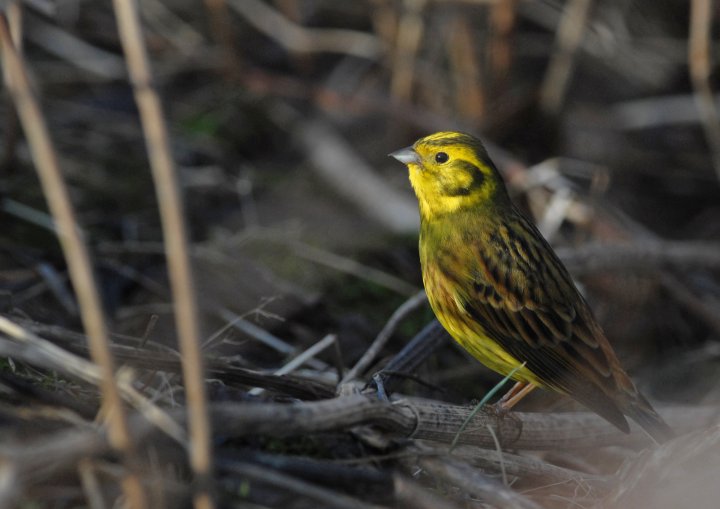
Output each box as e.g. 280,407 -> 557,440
391,131 -> 674,444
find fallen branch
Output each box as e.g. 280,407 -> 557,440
557,240 -> 720,274
5,394 -> 717,485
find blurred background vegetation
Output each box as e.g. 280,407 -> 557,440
1,1 -> 720,508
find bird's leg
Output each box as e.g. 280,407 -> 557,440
497,381 -> 536,412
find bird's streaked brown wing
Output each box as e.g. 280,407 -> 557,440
441,211 -> 630,431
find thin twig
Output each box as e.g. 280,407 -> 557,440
78,459 -> 107,509
216,461 -> 384,509
422,442 -> 610,496
248,334 -> 337,396
342,290 -> 427,384
0,459 -> 17,508
25,15 -> 125,79
0,317 -> 187,443
374,320 -> 450,394
215,307 -> 328,370
226,0 -> 383,59
612,93 -> 720,130
111,2 -> 213,508
486,423 -> 508,486
393,473 -> 464,509
415,455 -> 544,509
0,13 -> 147,509
539,0 -> 593,114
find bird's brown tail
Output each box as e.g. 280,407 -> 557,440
623,395 -> 675,444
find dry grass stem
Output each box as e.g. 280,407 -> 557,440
432,442 -> 609,495
295,118 -> 420,235
689,0 -> 720,180
226,0 -> 382,59
25,15 -> 125,79
111,2 -> 213,508
286,239 -> 419,296
78,459 -> 107,509
249,333 -> 337,395
539,0 -> 593,114
391,0 -> 426,100
416,455 -> 544,509
0,316 -> 186,443
215,307 -> 328,370
392,473 -> 465,509
0,13 -> 147,508
447,16 -> 484,120
202,0 -> 240,75
489,0 -> 518,91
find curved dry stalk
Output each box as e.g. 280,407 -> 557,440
0,12 -> 147,509
110,2 -> 212,508
342,290 -> 427,384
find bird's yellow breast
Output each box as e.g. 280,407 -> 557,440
422,263 -> 542,386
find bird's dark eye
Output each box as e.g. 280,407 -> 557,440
435,152 -> 449,163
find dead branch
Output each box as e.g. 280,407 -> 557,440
419,442 -> 611,497
557,240 -> 720,274
415,455 -> 544,509
216,461 -> 384,509
7,395 -> 717,480
0,318 -> 187,443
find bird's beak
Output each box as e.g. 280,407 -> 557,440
389,146 -> 420,165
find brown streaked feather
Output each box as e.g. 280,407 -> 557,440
434,208 -> 631,428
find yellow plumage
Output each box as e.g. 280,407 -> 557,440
391,131 -> 674,443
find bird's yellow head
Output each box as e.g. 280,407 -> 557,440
390,131 -> 509,221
